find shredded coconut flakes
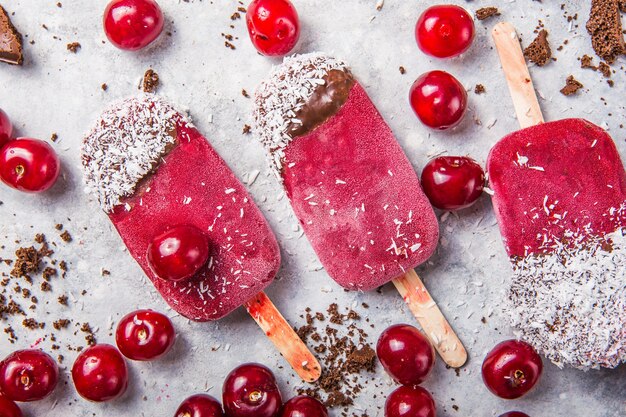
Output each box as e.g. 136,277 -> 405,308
81,94 -> 191,212
507,223 -> 626,370
252,52 -> 349,174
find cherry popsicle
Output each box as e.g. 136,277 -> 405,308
81,94 -> 320,381
253,53 -> 467,367
489,23 -> 626,370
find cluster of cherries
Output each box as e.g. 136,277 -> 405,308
0,309 -> 176,416
375,323 -> 542,417
0,109 -> 60,193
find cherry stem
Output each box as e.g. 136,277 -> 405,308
511,369 -> 526,388
249,391 -> 263,403
15,165 -> 25,176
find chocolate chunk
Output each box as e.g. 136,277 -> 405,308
475,7 -> 500,21
66,42 -> 81,53
560,75 -> 584,96
524,29 -> 552,66
474,84 -> 486,94
586,0 -> 625,63
0,5 -> 24,65
142,69 -> 160,93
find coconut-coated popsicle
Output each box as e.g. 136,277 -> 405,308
253,53 -> 467,367
82,94 -> 320,381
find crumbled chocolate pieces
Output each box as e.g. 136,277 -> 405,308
560,75 -> 584,95
524,29 -> 552,66
80,323 -> 97,346
142,69 -> 160,93
475,7 -> 500,21
66,42 -> 81,53
60,230 -> 72,242
242,89 -> 250,98
101,83 -> 108,91
399,66 -> 406,75
242,124 -> 251,134
586,0 -> 626,63
57,294 -> 68,305
474,84 -> 486,94
53,319 -> 70,330
22,318 -> 45,330
0,5 -> 24,65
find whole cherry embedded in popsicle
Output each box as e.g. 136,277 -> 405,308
175,394 -> 225,417
103,0 -> 164,51
377,324 -> 435,386
0,138 -> 60,193
385,386 -> 436,417
147,225 -> 210,282
0,350 -> 59,402
115,309 -> 176,361
246,0 -> 300,56
421,156 -> 485,210
72,344 -> 129,402
222,363 -> 282,417
0,108 -> 12,149
482,340 -> 542,400
415,5 -> 475,58
410,71 -> 467,130
0,394 -> 22,417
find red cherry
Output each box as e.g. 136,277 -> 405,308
0,394 -> 22,417
281,396 -> 328,417
420,156 -> 485,210
499,413 -> 530,417
246,0 -> 300,56
376,324 -> 435,386
115,309 -> 176,361
222,363 -> 282,417
175,394 -> 225,417
103,0 -> 164,51
147,225 -> 210,282
482,340 -> 543,400
385,386 -> 435,417
409,71 -> 467,130
0,108 -> 12,149
415,5 -> 475,58
71,344 -> 129,402
0,138 -> 60,193
0,350 -> 59,402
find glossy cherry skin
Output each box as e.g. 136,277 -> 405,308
246,0 -> 300,56
103,0 -> 164,51
0,394 -> 22,417
222,363 -> 282,417
147,225 -> 210,282
281,396 -> 328,417
0,108 -> 12,149
115,309 -> 176,361
385,386 -> 435,417
415,5 -> 475,58
0,350 -> 58,402
71,344 -> 129,402
0,138 -> 60,193
376,324 -> 435,386
421,156 -> 485,210
499,413 -> 530,417
482,340 -> 543,400
410,71 -> 467,130
175,394 -> 225,417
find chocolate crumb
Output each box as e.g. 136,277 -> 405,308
474,84 -> 486,94
242,89 -> 250,98
399,66 -> 406,75
50,133 -> 58,142
101,83 -> 108,91
586,0 -> 625,63
66,42 -> 81,53
142,69 -> 160,93
560,75 -> 584,95
22,318 -> 44,330
40,281 -> 52,292
57,295 -> 68,306
242,124 -> 251,134
53,319 -> 70,330
59,230 -> 72,242
475,7 -> 500,21
598,61 -> 612,77
55,224 -> 63,231
524,29 -> 552,66
80,323 -> 97,346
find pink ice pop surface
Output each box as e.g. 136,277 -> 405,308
110,123 -> 280,321
282,81 -> 439,291
487,118 -> 626,258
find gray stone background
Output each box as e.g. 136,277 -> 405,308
0,1 -> 624,416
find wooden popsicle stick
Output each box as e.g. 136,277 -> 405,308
492,22 -> 545,128
392,270 -> 468,368
244,291 -> 322,382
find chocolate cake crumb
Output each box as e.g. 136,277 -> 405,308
581,54 -> 596,69
40,281 -> 52,292
101,83 -> 108,91
399,66 -> 406,74
524,29 -> 552,66
560,75 -> 584,95
66,42 -> 81,53
598,61 -> 612,77
22,318 -> 44,330
60,230 -> 72,242
224,41 -> 236,50
142,69 -> 160,93
53,319 -> 70,330
242,89 -> 250,98
11,247 -> 40,278
242,124 -> 251,134
475,7 -> 500,21
55,224 -> 63,231
586,0 -> 625,63
57,295 -> 68,306
474,84 -> 486,94
80,323 -> 97,346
